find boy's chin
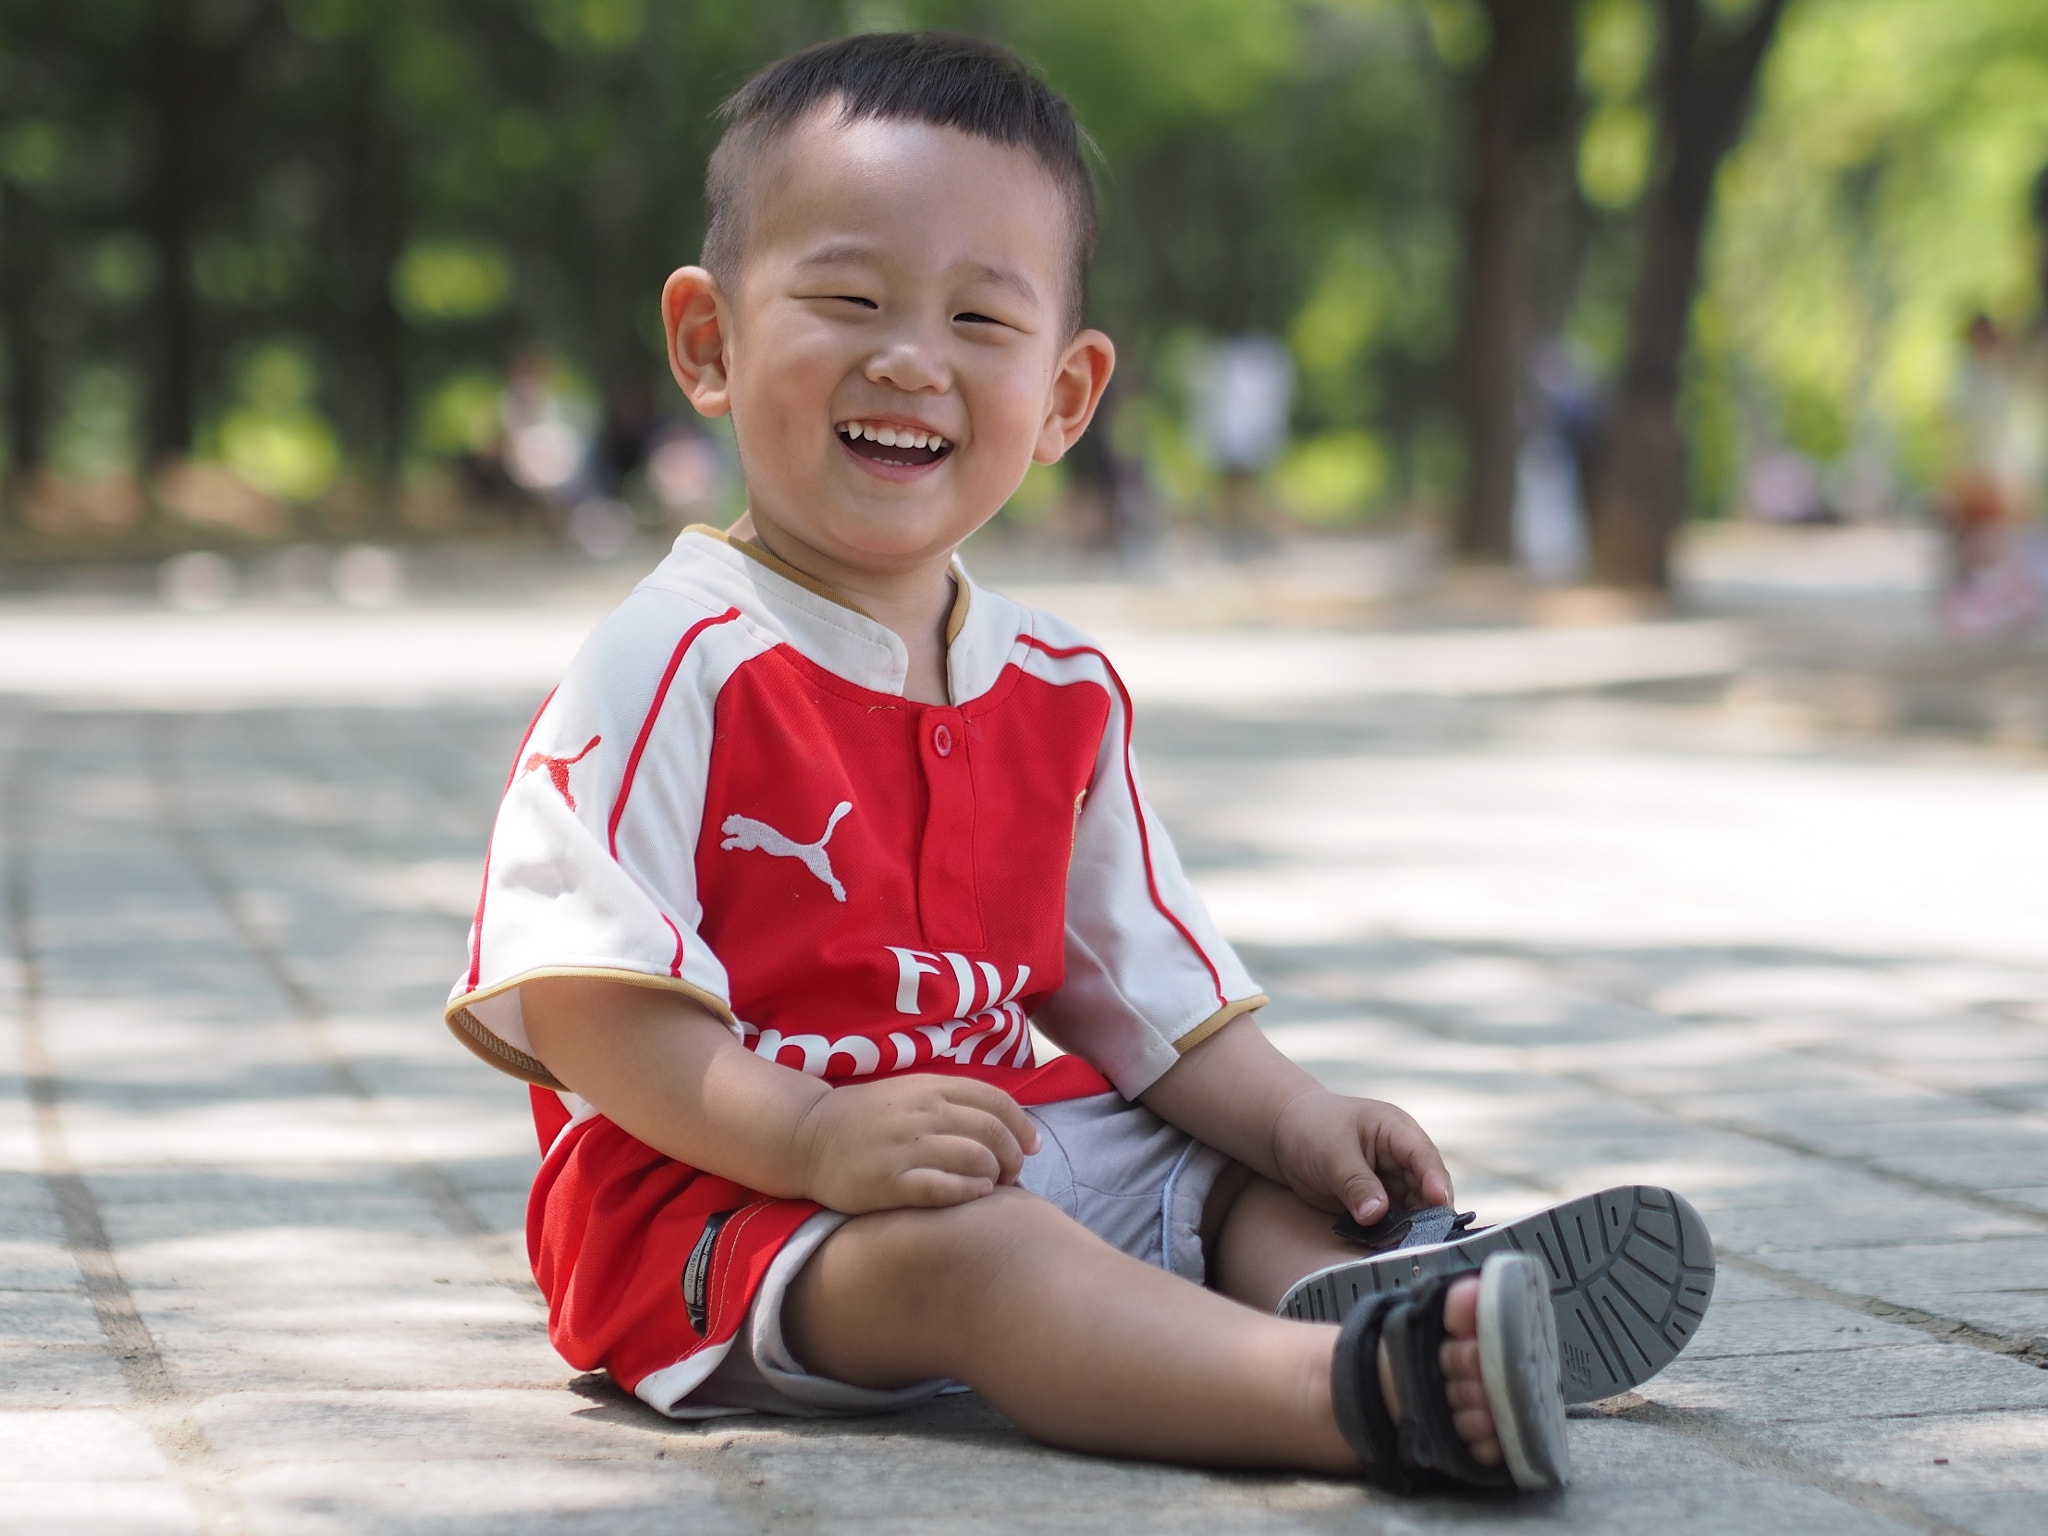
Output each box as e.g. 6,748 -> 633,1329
769,501 -> 987,567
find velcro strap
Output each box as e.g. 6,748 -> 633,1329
1332,1204 -> 1471,1251
1329,1292 -> 1414,1491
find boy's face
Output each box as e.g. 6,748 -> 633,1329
664,112 -> 1113,576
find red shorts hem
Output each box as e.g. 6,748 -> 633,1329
526,1107 -> 820,1396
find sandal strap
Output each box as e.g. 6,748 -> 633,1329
1329,1292 -> 1413,1491
1381,1271 -> 1515,1491
1330,1205 -> 1478,1251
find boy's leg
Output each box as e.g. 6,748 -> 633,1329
1207,1173 -> 1395,1312
780,1185 -> 1497,1472
1207,1173 -> 1506,1466
1215,1171 -> 1716,1411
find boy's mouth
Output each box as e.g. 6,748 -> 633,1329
836,419 -> 953,470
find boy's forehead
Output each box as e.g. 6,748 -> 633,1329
745,111 -> 1069,283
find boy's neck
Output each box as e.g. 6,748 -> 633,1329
726,511 -> 957,706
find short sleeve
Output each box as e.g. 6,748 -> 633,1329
1027,643 -> 1265,1099
445,592 -> 763,1086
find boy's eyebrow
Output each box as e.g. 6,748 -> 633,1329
791,243 -> 1040,305
793,241 -> 881,271
960,261 -> 1038,305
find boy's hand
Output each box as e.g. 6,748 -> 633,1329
1270,1088 -> 1453,1225
795,1074 -> 1043,1214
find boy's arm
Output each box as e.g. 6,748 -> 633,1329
1138,1016 -> 1453,1226
521,977 -> 1039,1212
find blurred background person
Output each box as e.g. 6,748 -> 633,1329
1939,315 -> 2039,640
1191,334 -> 1293,557
1513,340 -> 1598,585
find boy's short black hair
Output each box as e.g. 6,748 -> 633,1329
702,32 -> 1098,334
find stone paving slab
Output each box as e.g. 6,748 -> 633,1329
1777,1411 -> 2048,1536
3,594 -> 2047,1532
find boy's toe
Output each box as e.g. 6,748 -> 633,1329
1442,1274 -> 1481,1340
1445,1374 -> 1489,1413
1452,1410 -> 1503,1466
1440,1320 -> 1501,1456
1439,1336 -> 1482,1381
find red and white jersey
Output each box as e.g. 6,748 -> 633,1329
447,525 -> 1265,1108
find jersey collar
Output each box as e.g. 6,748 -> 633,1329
662,524 -> 993,701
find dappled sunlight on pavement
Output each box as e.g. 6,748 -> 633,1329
2,570 -> 2045,1533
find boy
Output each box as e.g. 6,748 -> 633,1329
447,32 -> 1713,1494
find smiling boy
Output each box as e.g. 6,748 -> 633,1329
446,32 -> 1712,1493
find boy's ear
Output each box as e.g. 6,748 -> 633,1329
1033,328 -> 1117,465
662,266 -> 734,418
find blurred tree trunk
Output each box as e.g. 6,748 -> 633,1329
142,0 -> 199,470
1452,0 -> 1580,564
2032,163 -> 2048,314
1587,0 -> 1788,589
337,42 -> 407,506
1,181 -> 48,521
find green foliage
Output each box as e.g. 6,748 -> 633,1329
0,117 -> 67,185
25,0 -> 2014,537
88,235 -> 155,306
214,343 -> 341,501
1703,0 -> 2048,491
50,364 -> 137,480
1418,0 -> 1489,68
393,242 -> 514,323
0,0 -> 1469,510
1577,0 -> 1654,209
420,371 -> 506,455
1274,428 -> 1390,520
1001,460 -> 1065,524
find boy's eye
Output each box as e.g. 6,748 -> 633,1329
954,312 -> 1001,325
837,295 -> 878,309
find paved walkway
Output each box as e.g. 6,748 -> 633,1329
3,563 -> 2047,1533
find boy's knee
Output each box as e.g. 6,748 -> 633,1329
812,1187 -> 1061,1315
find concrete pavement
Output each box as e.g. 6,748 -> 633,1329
3,548 -> 2046,1533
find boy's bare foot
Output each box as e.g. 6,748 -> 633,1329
1376,1274 -> 1500,1467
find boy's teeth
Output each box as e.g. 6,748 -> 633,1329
839,421 -> 949,451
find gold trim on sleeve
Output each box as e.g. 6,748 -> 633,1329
1171,995 -> 1269,1056
444,968 -> 741,1089
447,1005 -> 566,1090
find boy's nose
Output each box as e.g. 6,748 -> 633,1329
864,333 -> 949,394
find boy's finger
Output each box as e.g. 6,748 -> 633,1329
916,1131 -> 1006,1185
945,1080 -> 1042,1157
1385,1122 -> 1454,1208
933,1106 -> 1028,1185
971,1110 -> 1030,1184
1328,1144 -> 1389,1224
895,1167 -> 997,1208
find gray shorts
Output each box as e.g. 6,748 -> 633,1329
655,1091 -> 1231,1419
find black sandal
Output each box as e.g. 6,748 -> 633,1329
1331,1252 -> 1570,1494
1289,1185 -> 1715,1405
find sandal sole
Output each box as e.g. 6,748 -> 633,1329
1478,1251 -> 1571,1490
1279,1185 -> 1715,1404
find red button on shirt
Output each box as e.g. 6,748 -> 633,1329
932,723 -> 953,757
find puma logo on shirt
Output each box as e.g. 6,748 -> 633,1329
720,801 -> 854,902
522,736 -> 601,812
